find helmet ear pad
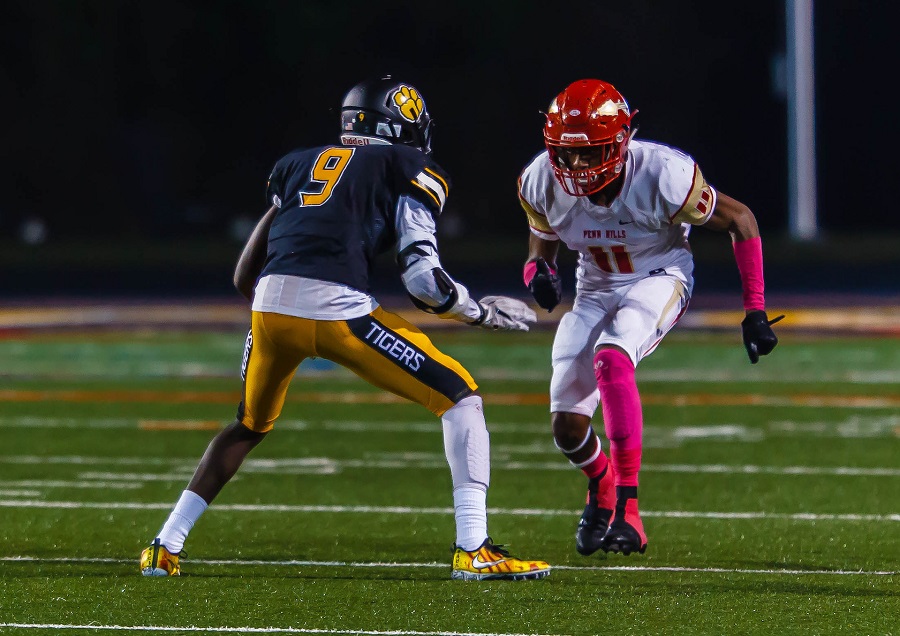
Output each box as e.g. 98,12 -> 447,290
543,79 -> 635,196
340,76 -> 434,154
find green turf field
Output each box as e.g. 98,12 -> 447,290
0,326 -> 897,635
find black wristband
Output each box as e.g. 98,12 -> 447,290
469,302 -> 488,326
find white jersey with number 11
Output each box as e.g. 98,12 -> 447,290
518,139 -> 717,295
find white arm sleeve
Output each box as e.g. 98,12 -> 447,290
396,196 -> 482,323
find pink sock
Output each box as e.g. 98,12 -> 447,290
594,348 -> 643,487
578,444 -> 609,479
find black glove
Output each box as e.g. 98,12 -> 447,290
528,258 -> 562,312
741,310 -> 784,364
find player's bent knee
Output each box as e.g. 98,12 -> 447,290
594,347 -> 636,384
552,412 -> 592,451
236,401 -> 278,434
238,414 -> 276,434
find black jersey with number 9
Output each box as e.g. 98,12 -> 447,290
262,143 -> 451,293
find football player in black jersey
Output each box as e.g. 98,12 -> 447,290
140,76 -> 550,581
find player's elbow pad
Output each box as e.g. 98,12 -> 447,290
403,267 -> 471,321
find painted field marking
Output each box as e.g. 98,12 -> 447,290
0,500 -> 896,522
0,624 -> 562,636
2,455 -> 898,478
0,389 -> 897,408
0,479 -> 143,489
2,415 -> 898,442
2,461 -> 897,498
139,420 -> 222,431
235,459 -> 900,478
0,557 -> 896,577
77,472 -> 196,482
3,364 -> 899,384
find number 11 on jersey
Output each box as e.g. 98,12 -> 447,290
588,245 -> 635,274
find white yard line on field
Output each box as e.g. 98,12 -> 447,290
2,454 -> 898,478
0,557 -> 896,577
0,499 -> 896,522
1,390 -> 898,409
0,479 -> 143,489
0,623 -> 563,636
2,415 -> 897,440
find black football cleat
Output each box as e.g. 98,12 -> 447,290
575,465 -> 615,556
600,496 -> 648,556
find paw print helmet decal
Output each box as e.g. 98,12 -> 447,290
340,75 -> 434,154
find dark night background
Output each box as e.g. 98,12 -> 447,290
1,1 -> 897,300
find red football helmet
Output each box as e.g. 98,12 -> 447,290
543,79 -> 636,196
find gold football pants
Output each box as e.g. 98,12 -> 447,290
238,308 -> 478,432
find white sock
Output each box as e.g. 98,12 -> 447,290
453,484 -> 487,551
441,395 -> 490,488
156,490 -> 208,553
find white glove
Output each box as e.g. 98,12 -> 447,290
471,296 -> 538,332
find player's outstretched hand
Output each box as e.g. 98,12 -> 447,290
741,310 -> 784,363
474,296 -> 538,332
528,258 -> 562,312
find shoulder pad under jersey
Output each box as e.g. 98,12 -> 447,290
656,147 -> 716,225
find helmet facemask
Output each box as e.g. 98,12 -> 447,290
542,79 -> 635,197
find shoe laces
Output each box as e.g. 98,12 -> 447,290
482,538 -> 511,557
454,537 -> 512,557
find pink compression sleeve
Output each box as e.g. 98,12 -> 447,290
593,348 -> 643,487
733,237 -> 766,311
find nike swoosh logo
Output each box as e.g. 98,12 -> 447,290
618,220 -> 634,225
472,554 -> 507,569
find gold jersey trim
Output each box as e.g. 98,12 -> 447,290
519,191 -> 555,235
671,163 -> 717,225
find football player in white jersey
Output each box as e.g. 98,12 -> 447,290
517,78 -> 782,556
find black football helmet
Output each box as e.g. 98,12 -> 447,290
340,76 -> 434,154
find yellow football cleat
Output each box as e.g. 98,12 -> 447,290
140,539 -> 181,576
451,537 -> 550,580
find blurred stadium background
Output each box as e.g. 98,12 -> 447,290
1,1 -> 897,309
1,4 -> 898,634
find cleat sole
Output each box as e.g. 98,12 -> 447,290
451,568 -> 551,581
601,541 -> 647,556
575,540 -> 607,556
141,566 -> 174,577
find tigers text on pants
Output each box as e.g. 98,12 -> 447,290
238,307 -> 479,432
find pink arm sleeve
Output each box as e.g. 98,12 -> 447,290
732,236 -> 766,311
